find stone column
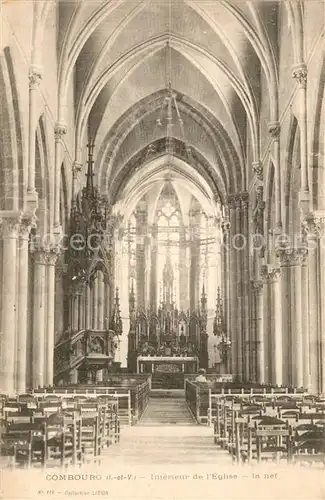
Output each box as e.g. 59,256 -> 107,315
261,265 -> 282,386
303,213 -> 322,392
235,195 -> 243,380
277,248 -> 306,388
92,275 -> 98,329
98,271 -> 105,329
135,208 -> 147,310
0,215 -> 20,394
301,260 -> 311,390
45,249 -> 59,386
241,194 -> 250,381
228,197 -> 237,376
251,280 -> 264,384
268,122 -> 282,231
32,249 -> 47,388
72,286 -> 79,332
104,275 -> 111,329
221,218 -> 231,346
292,65 -> 310,212
85,282 -> 92,330
78,283 -> 85,331
54,123 -> 67,228
16,216 -> 35,393
26,68 -> 42,208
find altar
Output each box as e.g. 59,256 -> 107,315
137,356 -> 199,374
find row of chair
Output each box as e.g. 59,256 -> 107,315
213,395 -> 325,466
32,379 -> 151,425
0,394 -> 120,469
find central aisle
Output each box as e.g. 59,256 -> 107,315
138,389 -> 195,426
102,390 -> 232,466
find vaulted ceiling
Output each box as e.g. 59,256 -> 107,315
58,0 -> 280,209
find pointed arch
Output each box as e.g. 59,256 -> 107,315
0,47 -> 24,211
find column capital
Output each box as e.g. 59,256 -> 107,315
19,214 -> 37,240
56,264 -> 68,277
268,121 -> 280,139
72,161 -> 83,178
228,192 -> 249,211
32,246 -> 60,266
29,66 -> 42,88
251,279 -> 263,293
221,218 -> 230,235
0,212 -> 22,239
54,123 -> 67,142
302,211 -> 325,240
260,264 -> 281,283
252,161 -> 263,182
276,246 -> 308,267
292,63 -> 307,89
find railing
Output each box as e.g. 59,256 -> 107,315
33,378 -> 151,426
208,387 -> 310,426
185,380 -> 310,426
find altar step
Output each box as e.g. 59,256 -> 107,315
149,389 -> 185,398
139,396 -> 195,426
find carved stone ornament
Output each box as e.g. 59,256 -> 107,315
252,161 -> 263,181
54,123 -> 67,142
302,212 -> 324,240
260,264 -> 281,283
72,161 -> 83,177
268,121 -> 280,139
32,246 -> 60,266
29,67 -> 42,88
0,213 -> 22,239
275,247 -> 308,267
292,65 -> 307,89
251,280 -> 264,293
19,214 -> 37,240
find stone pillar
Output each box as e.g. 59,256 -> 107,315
301,260 -> 311,390
78,283 -> 85,331
104,275 -> 111,329
85,282 -> 92,330
251,280 -> 264,384
221,218 -> 231,347
96,370 -> 103,383
45,249 -> 59,386
276,255 -> 290,386
135,208 -> 147,310
179,227 -> 188,310
98,271 -> 105,329
228,197 -> 237,376
72,287 -> 79,331
261,265 -> 282,386
26,68 -> 41,207
92,275 -> 98,329
277,248 -> 307,388
292,65 -> 310,212
289,250 -> 306,388
54,123 -> 67,228
303,213 -> 322,392
0,215 -> 20,394
241,194 -> 250,381
268,122 -> 282,231
16,216 -> 34,393
235,195 -> 243,380
32,249 -> 47,388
